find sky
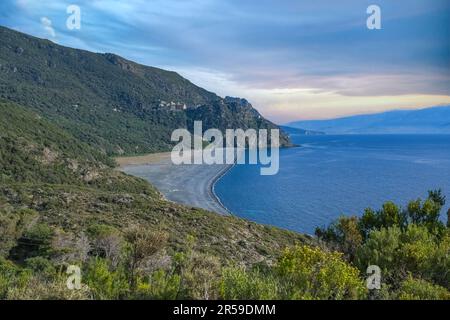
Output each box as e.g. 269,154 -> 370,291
1,0 -> 450,123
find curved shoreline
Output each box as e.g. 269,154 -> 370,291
209,163 -> 235,215
118,153 -> 234,215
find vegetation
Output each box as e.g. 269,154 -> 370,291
0,101 -> 448,301
316,190 -> 450,300
0,25 -> 447,300
0,26 -> 290,155
0,100 -> 309,300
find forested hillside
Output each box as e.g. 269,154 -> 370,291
0,99 -> 310,299
0,26 -> 290,155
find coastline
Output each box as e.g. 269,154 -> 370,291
210,163 -> 235,215
117,152 -> 233,215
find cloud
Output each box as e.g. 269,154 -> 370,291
40,16 -> 55,38
15,0 -> 27,9
1,0 -> 449,121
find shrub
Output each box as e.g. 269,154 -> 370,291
134,270 -> 181,300
20,223 -> 55,258
0,257 -> 32,299
220,267 -> 279,300
315,216 -> 363,260
277,245 -> 367,300
84,258 -> 129,299
0,209 -> 38,257
25,256 -> 56,280
6,275 -> 91,300
397,277 -> 450,300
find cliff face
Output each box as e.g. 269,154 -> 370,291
0,26 -> 291,155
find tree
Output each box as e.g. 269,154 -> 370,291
447,209 -> 450,228
355,226 -> 402,281
428,189 -> 446,207
359,208 -> 379,239
0,209 -> 38,258
358,202 -> 404,237
407,199 -> 441,225
378,202 -> 403,228
87,224 -> 123,268
356,224 -> 449,289
84,258 -> 128,299
426,229 -> 450,288
315,216 -> 363,260
15,223 -> 55,259
177,251 -> 221,299
397,277 -> 450,300
123,227 -> 168,291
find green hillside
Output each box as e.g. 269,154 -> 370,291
0,26 -> 448,300
0,99 -> 306,256
0,100 -> 113,184
0,99 -> 311,299
0,26 -> 290,155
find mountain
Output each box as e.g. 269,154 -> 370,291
280,126 -> 324,136
287,106 -> 450,134
0,26 -> 290,155
0,27 -> 306,293
0,27 -> 447,301
0,98 -> 307,273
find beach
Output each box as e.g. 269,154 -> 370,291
117,152 -> 232,215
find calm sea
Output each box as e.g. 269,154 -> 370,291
214,134 -> 450,234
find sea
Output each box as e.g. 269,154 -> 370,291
214,134 -> 450,234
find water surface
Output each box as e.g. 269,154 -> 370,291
215,135 -> 450,234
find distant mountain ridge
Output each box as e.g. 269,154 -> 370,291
280,126 -> 324,136
287,106 -> 450,134
0,26 -> 290,155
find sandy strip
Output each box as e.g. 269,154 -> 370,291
116,152 -> 232,215
115,152 -> 172,166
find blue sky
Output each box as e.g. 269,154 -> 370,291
1,0 -> 449,123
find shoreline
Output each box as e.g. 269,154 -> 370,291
209,163 -> 235,215
117,152 -> 233,215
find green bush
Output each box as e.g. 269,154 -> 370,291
0,209 -> 38,257
25,257 -> 56,280
21,223 -> 55,258
84,258 -> 129,299
134,270 -> 181,300
0,257 -> 32,299
277,245 -> 367,300
220,267 -> 279,300
397,277 -> 450,300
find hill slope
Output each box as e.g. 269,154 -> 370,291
0,25 -> 303,282
0,99 -> 113,184
0,26 -> 290,155
287,106 -> 450,134
0,99 -> 307,266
